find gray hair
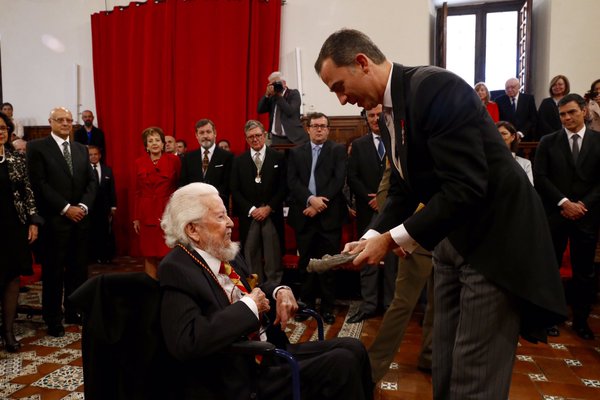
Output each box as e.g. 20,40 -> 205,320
268,71 -> 285,82
244,120 -> 265,134
161,183 -> 220,248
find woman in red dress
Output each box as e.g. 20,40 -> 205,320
475,82 -> 499,122
133,127 -> 181,279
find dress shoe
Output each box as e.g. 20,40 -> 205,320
322,312 -> 335,325
347,311 -> 374,324
47,324 -> 65,338
573,323 -> 594,340
417,365 -> 432,374
2,333 -> 22,353
546,325 -> 560,337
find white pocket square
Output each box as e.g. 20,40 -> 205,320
214,164 -> 224,168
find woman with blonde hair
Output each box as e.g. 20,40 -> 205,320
475,82 -> 499,122
537,74 -> 570,138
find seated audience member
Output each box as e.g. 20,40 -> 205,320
158,183 -> 373,400
88,145 -> 116,263
496,121 -> 533,185
474,82 -> 499,122
1,102 -> 24,140
585,78 -> 600,131
537,75 -> 570,138
164,135 -> 177,154
496,77 -> 538,140
175,139 -> 187,156
12,138 -> 27,155
217,139 -> 231,152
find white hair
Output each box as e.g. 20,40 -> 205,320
161,183 -> 219,248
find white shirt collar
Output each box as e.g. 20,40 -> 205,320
383,62 -> 394,110
203,143 -> 216,155
50,132 -> 70,147
192,245 -> 221,276
565,125 -> 586,140
251,145 -> 266,159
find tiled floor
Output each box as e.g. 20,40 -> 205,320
2,257 -> 599,399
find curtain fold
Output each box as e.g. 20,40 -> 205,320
91,0 -> 281,255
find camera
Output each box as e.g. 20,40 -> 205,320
272,81 -> 284,93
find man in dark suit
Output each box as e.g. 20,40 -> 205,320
257,71 -> 308,146
534,93 -> 600,340
88,145 -> 116,264
315,29 -> 567,399
180,119 -> 233,207
230,120 -> 286,284
347,104 -> 395,323
27,107 -> 97,336
158,182 -> 373,400
287,112 -> 347,325
74,110 -> 107,159
496,78 -> 538,140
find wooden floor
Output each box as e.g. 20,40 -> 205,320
2,257 -> 600,399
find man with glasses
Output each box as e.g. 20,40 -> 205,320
286,113 -> 347,324
230,120 -> 286,284
27,107 -> 97,337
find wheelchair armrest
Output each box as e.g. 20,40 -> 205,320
228,341 -> 276,355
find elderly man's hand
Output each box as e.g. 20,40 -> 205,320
247,288 -> 271,314
274,288 -> 298,330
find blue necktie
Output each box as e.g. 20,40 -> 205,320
376,136 -> 385,160
308,145 -> 321,195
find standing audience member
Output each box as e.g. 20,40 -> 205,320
230,120 -> 286,284
12,138 -> 27,155
180,119 -> 233,207
257,71 -> 308,146
496,121 -> 533,185
537,75 -> 570,139
175,139 -> 187,156
534,93 -> 600,340
315,28 -> 567,399
585,78 -> 600,131
133,127 -> 181,279
1,103 -> 24,140
496,77 -> 538,140
474,82 -> 499,122
0,112 -> 42,352
347,104 -> 394,323
158,182 -> 373,400
88,145 -> 116,264
74,110 -> 106,159
27,107 -> 97,336
287,112 -> 347,325
164,135 -> 177,154
217,139 -> 231,152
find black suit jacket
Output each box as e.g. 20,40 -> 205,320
534,128 -> 600,219
373,64 -> 566,341
286,140 -> 347,232
27,135 -> 97,217
536,97 -> 562,139
257,88 -> 308,145
158,246 -> 287,399
496,92 -> 538,140
347,133 -> 385,234
92,163 -> 116,215
74,126 -> 107,158
180,146 -> 233,206
230,146 -> 286,246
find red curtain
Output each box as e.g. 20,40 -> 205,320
91,0 -> 281,255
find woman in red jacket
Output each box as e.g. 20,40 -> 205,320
475,82 -> 499,122
133,127 -> 181,279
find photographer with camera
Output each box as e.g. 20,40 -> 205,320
257,71 -> 308,146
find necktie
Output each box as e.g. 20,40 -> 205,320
219,261 -> 249,297
572,134 -> 580,162
383,108 -> 405,179
93,163 -> 100,184
376,136 -> 385,160
253,151 -> 262,173
62,141 -> 73,174
202,149 -> 209,176
511,97 -> 517,112
308,145 -> 321,195
273,105 -> 282,135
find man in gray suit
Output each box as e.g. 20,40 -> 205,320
257,71 -> 308,146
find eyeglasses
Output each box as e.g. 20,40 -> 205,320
246,134 -> 264,141
309,124 -> 329,130
0,126 -> 8,132
51,117 -> 74,124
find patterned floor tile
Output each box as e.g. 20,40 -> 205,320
380,381 -> 398,391
31,365 -> 83,391
528,373 -> 549,382
542,396 -> 565,400
549,343 -> 568,350
0,383 -> 25,398
389,362 -> 399,370
287,322 -> 307,344
40,348 -> 82,365
517,355 -> 534,362
13,395 -> 42,400
30,332 -> 81,348
564,359 -> 583,367
581,378 -> 600,388
0,357 -> 23,378
61,392 -> 85,400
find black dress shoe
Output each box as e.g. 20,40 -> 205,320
573,323 -> 594,340
347,311 -> 374,324
47,324 -> 65,338
322,312 -> 335,325
546,325 -> 560,337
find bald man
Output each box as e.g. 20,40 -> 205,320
496,78 -> 538,140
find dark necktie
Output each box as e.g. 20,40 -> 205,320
273,106 -> 283,135
202,149 -> 209,176
62,141 -> 73,174
572,134 -> 580,162
511,97 -> 517,112
93,163 -> 100,184
376,136 -> 385,160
